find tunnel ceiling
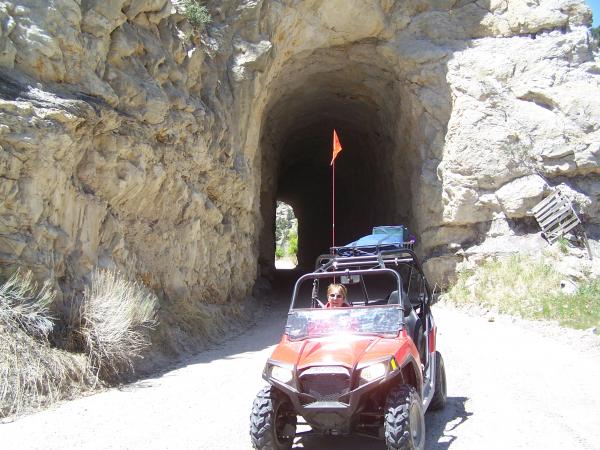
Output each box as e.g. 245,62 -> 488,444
258,49 -> 421,269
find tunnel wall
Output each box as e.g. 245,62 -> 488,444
0,0 -> 598,354
248,0 -> 600,283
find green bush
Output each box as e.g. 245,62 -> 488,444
275,246 -> 284,259
556,237 -> 570,255
591,27 -> 600,46
288,231 -> 298,257
182,0 -> 211,30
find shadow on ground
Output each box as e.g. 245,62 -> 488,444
290,396 -> 471,449
425,396 -> 472,449
131,268 -> 302,383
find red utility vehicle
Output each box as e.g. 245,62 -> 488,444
250,232 -> 447,450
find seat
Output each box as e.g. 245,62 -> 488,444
388,290 -> 425,363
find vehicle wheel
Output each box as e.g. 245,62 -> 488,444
250,386 -> 297,450
428,351 -> 447,411
384,385 -> 425,450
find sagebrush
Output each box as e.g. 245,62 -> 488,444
0,271 -> 92,418
0,268 -> 159,419
75,269 -> 158,381
182,0 -> 211,29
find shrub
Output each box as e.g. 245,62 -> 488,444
288,231 -> 298,257
0,271 -> 91,418
556,237 -> 570,255
275,246 -> 284,259
591,27 -> 600,47
182,0 -> 211,30
74,269 -> 158,381
0,270 -> 54,339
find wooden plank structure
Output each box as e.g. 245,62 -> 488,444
531,189 -> 581,243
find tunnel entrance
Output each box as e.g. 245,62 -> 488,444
258,47 -> 428,274
274,201 -> 298,269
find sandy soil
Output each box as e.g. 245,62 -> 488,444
2,275 -> 600,450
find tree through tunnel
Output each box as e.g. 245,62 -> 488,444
258,46 -> 432,273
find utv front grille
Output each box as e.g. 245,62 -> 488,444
299,366 -> 351,401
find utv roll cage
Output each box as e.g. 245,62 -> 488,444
287,241 -> 434,343
313,247 -> 433,311
289,267 -> 403,310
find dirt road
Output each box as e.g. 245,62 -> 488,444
3,272 -> 600,450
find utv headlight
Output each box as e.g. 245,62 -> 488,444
271,365 -> 293,384
360,362 -> 387,383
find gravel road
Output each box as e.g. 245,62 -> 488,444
3,272 -> 600,450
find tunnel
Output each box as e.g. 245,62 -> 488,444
258,46 -> 432,274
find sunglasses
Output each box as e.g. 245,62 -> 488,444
328,293 -> 344,298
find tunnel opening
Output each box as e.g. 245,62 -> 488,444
274,201 -> 298,270
258,47 -> 432,275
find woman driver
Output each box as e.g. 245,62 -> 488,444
326,283 -> 350,308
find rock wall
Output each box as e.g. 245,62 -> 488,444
0,0 -> 259,350
0,0 -> 598,351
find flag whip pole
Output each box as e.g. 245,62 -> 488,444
332,159 -> 335,249
330,130 -> 342,251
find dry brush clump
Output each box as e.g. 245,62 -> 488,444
0,268 -> 159,419
72,268 -> 158,382
0,271 -> 91,418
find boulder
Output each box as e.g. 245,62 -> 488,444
496,174 -> 549,218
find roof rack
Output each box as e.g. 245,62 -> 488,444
313,225 -> 421,274
331,225 -> 415,256
315,248 -> 420,273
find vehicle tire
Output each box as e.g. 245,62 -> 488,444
428,351 -> 447,411
384,384 -> 425,450
250,386 -> 297,450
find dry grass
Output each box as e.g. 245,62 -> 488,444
0,271 -> 92,418
1,268 -> 160,419
74,269 -> 158,381
0,270 -> 54,339
0,327 -> 91,418
446,254 -> 600,329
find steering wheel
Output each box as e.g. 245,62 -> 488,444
312,297 -> 326,308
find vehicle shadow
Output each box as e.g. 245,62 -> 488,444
425,396 -> 472,450
291,396 -> 471,450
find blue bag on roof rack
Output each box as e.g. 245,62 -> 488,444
334,225 -> 415,256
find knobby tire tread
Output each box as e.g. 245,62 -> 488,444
249,386 -> 293,450
384,385 -> 422,450
429,351 -> 447,411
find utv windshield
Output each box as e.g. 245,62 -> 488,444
286,306 -> 402,340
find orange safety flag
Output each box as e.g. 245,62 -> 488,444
330,129 -> 343,166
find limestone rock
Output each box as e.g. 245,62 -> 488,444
230,38 -> 272,82
420,225 -> 478,253
125,0 -> 169,20
423,255 -> 462,288
81,0 -> 128,37
461,234 -> 549,263
496,174 -> 549,218
0,5 -> 16,68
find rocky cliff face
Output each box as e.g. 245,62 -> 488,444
0,0 -> 598,350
